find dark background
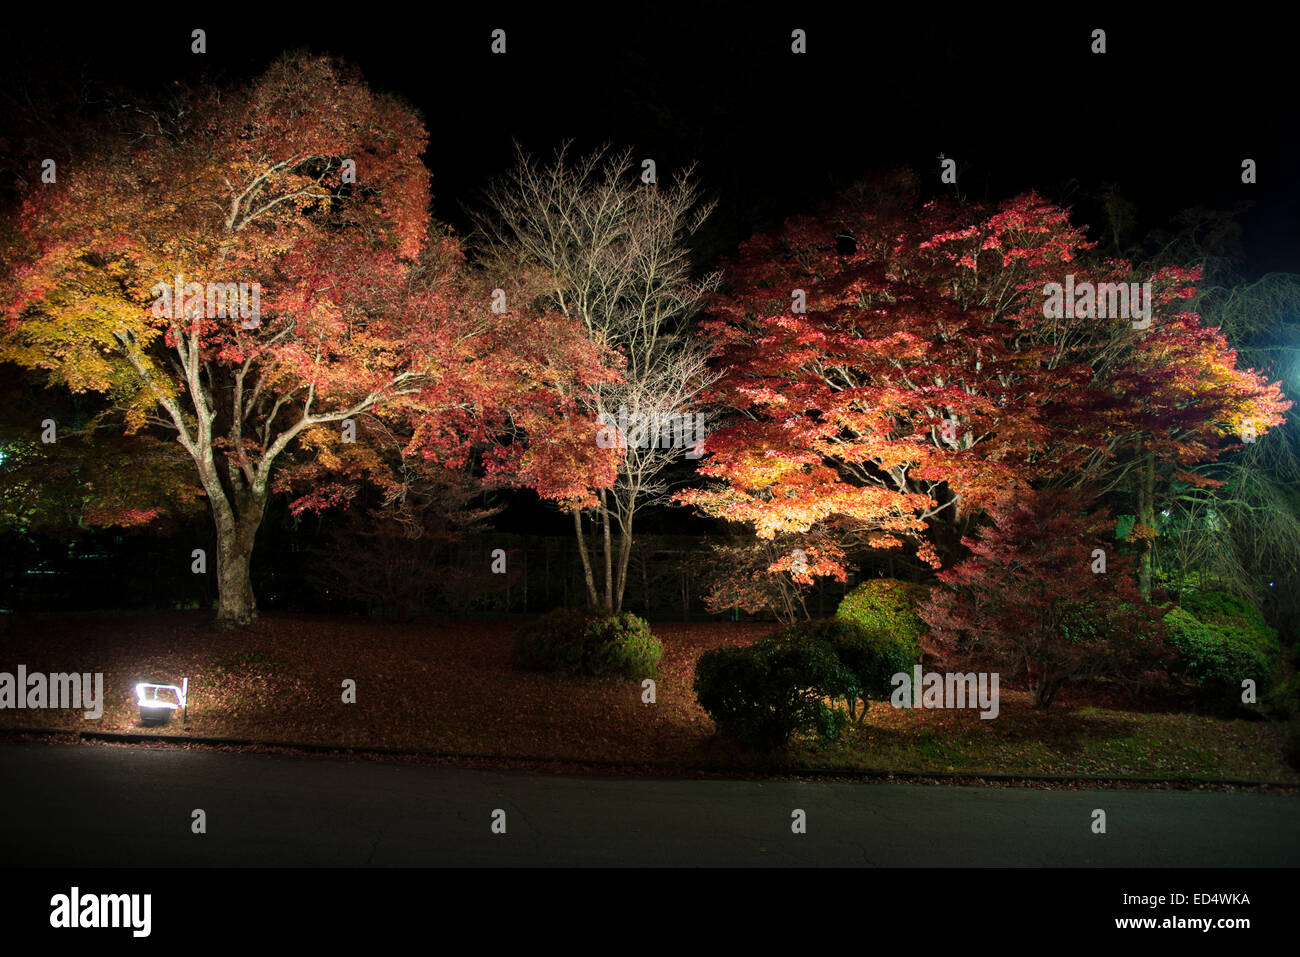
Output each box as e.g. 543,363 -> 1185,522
6,8 -> 1297,266
2,6 -> 1296,617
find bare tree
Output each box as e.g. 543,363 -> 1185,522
472,142 -> 720,611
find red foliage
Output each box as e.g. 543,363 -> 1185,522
0,54 -> 618,620
679,172 -> 1289,581
919,489 -> 1169,708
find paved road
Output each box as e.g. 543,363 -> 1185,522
1,742 -> 1296,866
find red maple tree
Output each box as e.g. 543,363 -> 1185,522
0,54 -> 613,625
680,172 -> 1289,587
918,490 -> 1168,708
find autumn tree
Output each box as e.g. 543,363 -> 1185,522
918,490 -> 1168,708
0,362 -> 204,537
1032,189 -> 1295,600
472,143 -> 719,613
1,55 -> 608,626
697,530 -> 844,624
1084,201 -> 1300,600
1059,265 -> 1292,596
680,171 -> 1288,594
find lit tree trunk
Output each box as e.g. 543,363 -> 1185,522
215,518 -> 258,626
194,440 -> 269,629
573,509 -> 599,606
615,533 -> 633,613
613,509 -> 635,614
1030,679 -> 1060,709
599,489 -> 614,612
1027,656 -> 1062,710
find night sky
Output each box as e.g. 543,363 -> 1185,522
4,9 -> 1296,273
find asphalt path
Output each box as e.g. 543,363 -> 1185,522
1,742 -> 1296,866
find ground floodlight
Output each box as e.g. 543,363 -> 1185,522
135,679 -> 187,726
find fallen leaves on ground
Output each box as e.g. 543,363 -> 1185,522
0,610 -> 1294,783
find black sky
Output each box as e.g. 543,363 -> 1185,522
4,7 -> 1297,273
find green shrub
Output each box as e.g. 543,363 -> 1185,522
1179,591 -> 1271,632
512,607 -> 662,681
694,645 -> 779,748
772,618 -> 915,720
1179,591 -> 1279,656
589,611 -> 664,680
693,617 -> 920,749
836,578 -> 929,660
694,631 -> 854,750
1162,606 -> 1279,697
511,607 -> 590,673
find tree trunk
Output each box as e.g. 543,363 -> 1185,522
1137,448 -> 1156,600
681,566 -> 689,622
572,509 -> 599,607
599,489 -> 614,611
613,517 -> 634,614
1031,674 -> 1062,709
214,516 -> 259,627
197,454 -> 266,629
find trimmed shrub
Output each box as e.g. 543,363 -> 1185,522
1178,591 -> 1279,663
512,607 -> 662,681
693,645 -> 779,748
836,578 -> 929,660
1179,591 -> 1271,633
694,617 -> 920,749
1162,606 -> 1279,697
511,607 -> 590,673
694,631 -> 855,750
771,618 -> 915,720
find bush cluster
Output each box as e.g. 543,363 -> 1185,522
694,618 -> 917,750
1162,590 -> 1280,698
835,578 -> 929,660
512,607 -> 662,681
